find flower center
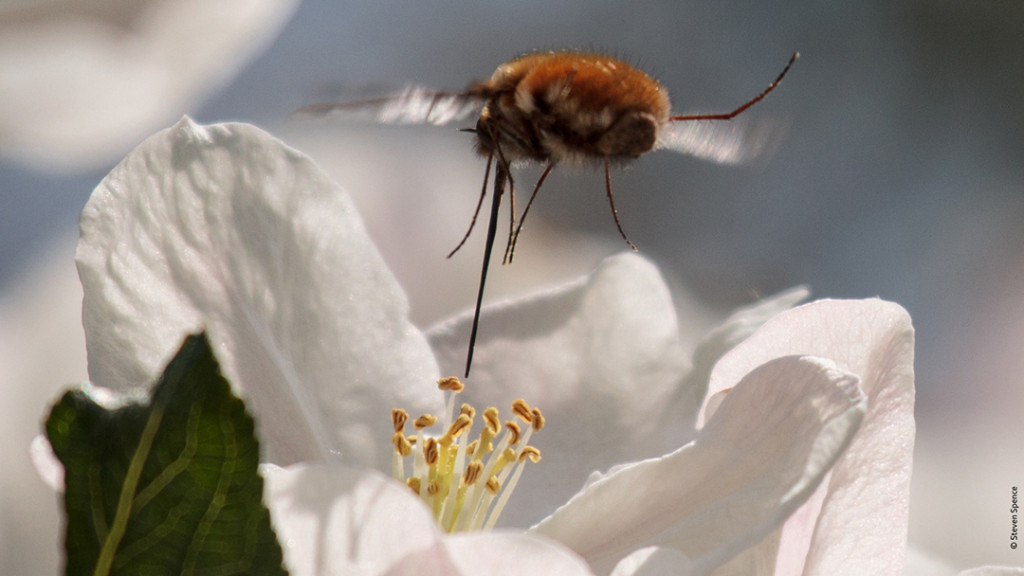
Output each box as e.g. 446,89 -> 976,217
390,376 -> 544,533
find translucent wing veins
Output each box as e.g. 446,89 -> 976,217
291,86 -> 485,126
656,118 -> 788,165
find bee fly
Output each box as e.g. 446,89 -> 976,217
294,50 -> 799,378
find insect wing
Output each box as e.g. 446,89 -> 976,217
292,86 -> 484,126
656,117 -> 787,165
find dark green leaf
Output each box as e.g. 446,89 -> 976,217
46,333 -> 288,576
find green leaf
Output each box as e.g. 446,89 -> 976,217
46,333 -> 288,576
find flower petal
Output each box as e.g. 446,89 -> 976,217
532,355 -> 866,576
957,569 -> 1024,576
0,0 -> 297,170
264,463 -> 595,576
444,532 -> 595,576
263,463 -> 445,576
705,299 -> 914,575
427,252 -> 690,525
683,286 -> 809,413
29,435 -> 63,491
76,118 -> 443,468
610,547 -> 694,576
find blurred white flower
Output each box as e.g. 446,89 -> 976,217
61,117 -> 921,575
0,0 -> 297,170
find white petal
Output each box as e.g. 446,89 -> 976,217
264,463 -> 595,576
0,0 -> 297,170
76,118 -> 443,468
611,547 -> 694,576
29,435 -> 63,491
684,286 -> 809,412
428,252 -> 690,525
532,356 -> 866,576
956,569 -> 1024,576
264,463 -> 444,576
444,532 -> 595,576
902,547 -> 954,576
705,299 -> 914,575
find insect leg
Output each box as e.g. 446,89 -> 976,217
605,161 -> 637,251
465,161 -> 508,378
503,163 -> 554,265
501,162 -> 517,267
669,52 -> 798,122
447,153 -> 493,259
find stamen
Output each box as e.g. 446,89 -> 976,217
482,407 -> 500,435
446,414 -> 472,440
392,433 -> 413,457
531,408 -> 545,432
505,421 -> 521,446
439,377 -> 464,429
463,461 -> 483,486
519,446 -> 541,463
414,414 -> 438,429
483,446 -> 542,531
485,477 -> 501,494
392,408 -> 409,432
392,432 -> 411,481
389,379 -> 546,534
438,376 -> 465,392
511,399 -> 532,423
424,437 -> 439,466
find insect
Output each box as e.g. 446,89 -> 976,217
294,50 -> 798,378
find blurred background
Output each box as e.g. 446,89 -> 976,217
3,1 -> 1022,573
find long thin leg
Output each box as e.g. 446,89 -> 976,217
465,163 -> 508,378
669,52 -> 799,122
502,170 -> 517,266
447,153 -> 493,259
605,161 -> 637,251
503,163 -> 554,265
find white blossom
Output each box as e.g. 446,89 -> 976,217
58,117 -> 923,575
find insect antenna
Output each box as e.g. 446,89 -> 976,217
503,163 -> 554,265
604,161 -> 638,251
669,52 -> 799,122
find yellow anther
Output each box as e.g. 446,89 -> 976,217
519,446 -> 541,463
392,432 -> 413,457
505,421 -> 522,446
414,414 -> 438,429
424,437 -> 439,466
530,408 -> 545,432
511,399 -> 532,423
482,407 -> 500,435
485,477 -> 501,495
390,381 -> 546,534
447,413 -> 473,438
463,461 -> 483,486
427,481 -> 442,497
392,408 -> 409,432
438,376 -> 465,392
